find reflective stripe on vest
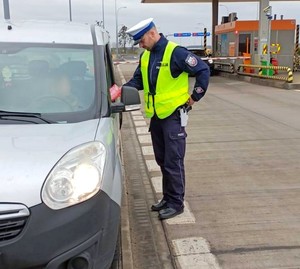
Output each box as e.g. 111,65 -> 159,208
141,41 -> 189,119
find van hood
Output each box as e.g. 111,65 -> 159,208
0,119 -> 99,208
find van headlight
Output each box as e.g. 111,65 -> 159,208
41,142 -> 106,210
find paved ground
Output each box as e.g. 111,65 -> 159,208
117,63 -> 300,269
293,71 -> 300,83
219,70 -> 300,90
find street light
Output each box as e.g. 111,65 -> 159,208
197,22 -> 206,29
101,0 -> 105,27
69,0 -> 72,21
219,4 -> 229,15
196,23 -> 206,47
3,0 -> 10,20
115,2 -> 127,59
264,5 -> 272,74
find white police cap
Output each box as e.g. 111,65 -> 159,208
126,18 -> 155,45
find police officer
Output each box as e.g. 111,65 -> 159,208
124,18 -> 210,220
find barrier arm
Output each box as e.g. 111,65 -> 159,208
237,64 -> 293,83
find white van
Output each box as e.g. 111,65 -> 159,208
0,20 -> 140,269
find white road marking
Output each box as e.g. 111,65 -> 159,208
134,120 -> 147,127
136,127 -> 149,134
138,134 -> 152,144
176,253 -> 220,269
116,64 -> 127,84
172,237 -> 211,255
142,146 -> 154,156
166,201 -> 195,225
172,237 -> 221,269
146,160 -> 160,172
133,115 -> 145,121
151,176 -> 162,193
131,110 -> 142,115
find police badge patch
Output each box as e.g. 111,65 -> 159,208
194,87 -> 204,93
185,54 -> 198,67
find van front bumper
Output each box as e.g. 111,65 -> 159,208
0,191 -> 120,269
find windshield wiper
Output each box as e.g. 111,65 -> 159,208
0,110 -> 55,124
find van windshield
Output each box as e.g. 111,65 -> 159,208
0,43 -> 96,122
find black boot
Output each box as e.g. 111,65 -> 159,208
158,207 -> 184,220
151,200 -> 167,211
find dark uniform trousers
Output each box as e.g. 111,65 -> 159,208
149,110 -> 186,211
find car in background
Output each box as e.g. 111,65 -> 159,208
0,20 -> 140,269
186,46 -> 215,76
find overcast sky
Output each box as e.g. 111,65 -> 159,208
0,0 -> 299,46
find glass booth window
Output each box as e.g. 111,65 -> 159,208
238,33 -> 251,56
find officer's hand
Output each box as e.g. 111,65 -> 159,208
186,97 -> 195,106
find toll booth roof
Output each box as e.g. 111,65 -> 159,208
142,0 -> 299,2
215,19 -> 296,34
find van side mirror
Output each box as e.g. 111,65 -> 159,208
111,86 -> 141,113
121,86 -> 141,111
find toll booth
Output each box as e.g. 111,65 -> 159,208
215,14 -> 296,69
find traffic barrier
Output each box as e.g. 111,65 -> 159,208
259,60 -> 274,76
210,56 -> 250,61
214,62 -> 235,73
204,28 -> 207,51
238,64 -> 293,83
294,24 -> 299,71
263,44 -> 268,55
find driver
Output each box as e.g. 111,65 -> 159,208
51,73 -> 82,110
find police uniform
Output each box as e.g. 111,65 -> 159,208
125,18 -> 210,219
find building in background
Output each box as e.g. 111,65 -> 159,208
215,12 -> 296,69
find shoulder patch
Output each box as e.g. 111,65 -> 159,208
185,54 -> 198,67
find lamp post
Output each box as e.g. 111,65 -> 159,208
101,0 -> 105,27
219,4 -> 229,16
197,23 -> 206,47
115,2 -> 127,59
3,0 -> 10,20
68,0 -> 72,21
264,6 -> 272,74
197,22 -> 206,29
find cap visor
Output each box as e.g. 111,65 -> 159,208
133,39 -> 141,46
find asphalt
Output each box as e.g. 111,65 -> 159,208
117,63 -> 300,269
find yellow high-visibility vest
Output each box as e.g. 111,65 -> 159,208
141,41 -> 189,119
